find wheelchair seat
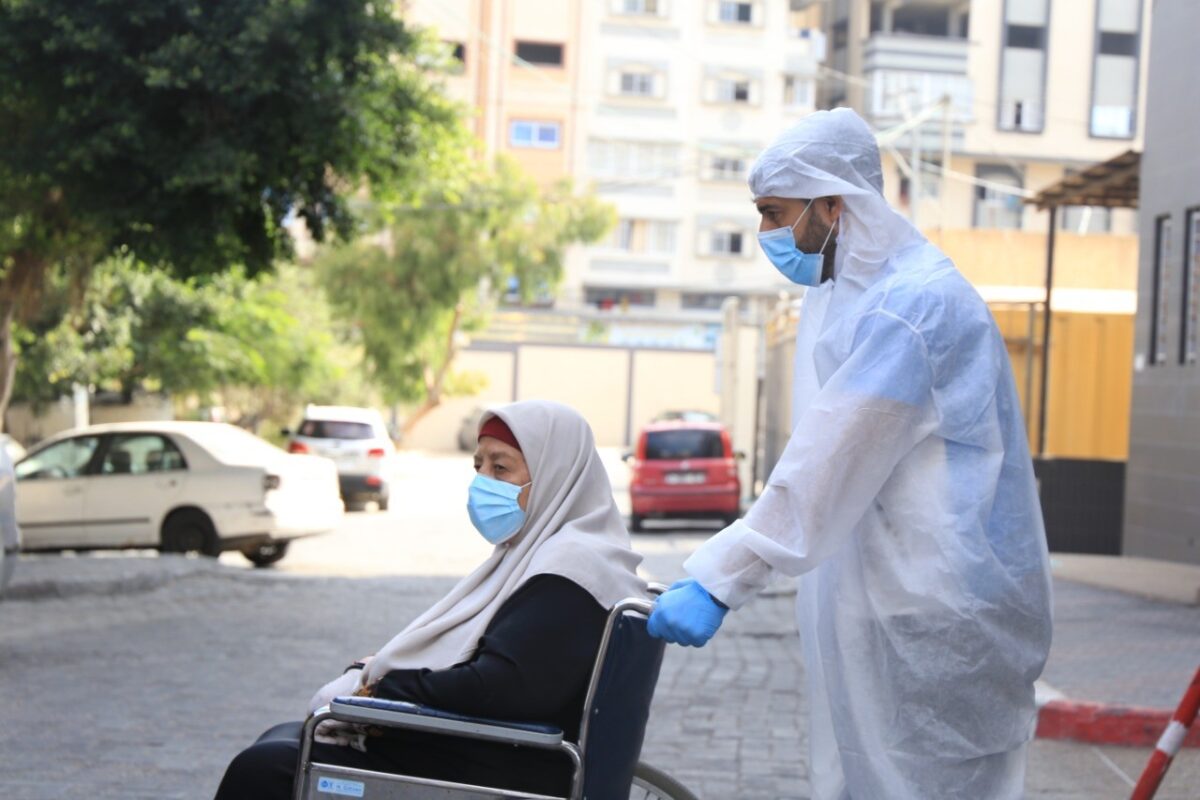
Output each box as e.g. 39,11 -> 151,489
294,589 -> 695,800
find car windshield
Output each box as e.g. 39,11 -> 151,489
298,420 -> 375,440
644,429 -> 724,460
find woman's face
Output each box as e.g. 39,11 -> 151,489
474,436 -> 532,511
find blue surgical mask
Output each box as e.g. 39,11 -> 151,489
757,201 -> 836,286
467,474 -> 531,545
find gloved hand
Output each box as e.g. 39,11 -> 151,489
647,578 -> 728,647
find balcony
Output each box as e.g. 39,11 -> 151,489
862,33 -> 973,142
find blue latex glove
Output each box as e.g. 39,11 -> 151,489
647,578 -> 728,647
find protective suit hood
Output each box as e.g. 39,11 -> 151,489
748,108 -> 926,293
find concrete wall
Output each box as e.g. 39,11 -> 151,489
404,332 -> 761,499
5,395 -> 175,448
1123,0 -> 1200,565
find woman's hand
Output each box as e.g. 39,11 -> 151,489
352,682 -> 375,698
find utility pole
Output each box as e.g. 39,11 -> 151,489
940,93 -> 952,230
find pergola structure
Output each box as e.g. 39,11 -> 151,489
1025,149 -> 1140,457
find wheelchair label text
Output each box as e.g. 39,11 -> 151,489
316,777 -> 365,798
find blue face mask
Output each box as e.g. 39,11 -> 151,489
756,201 -> 836,286
467,474 -> 531,545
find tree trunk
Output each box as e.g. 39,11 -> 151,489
400,304 -> 464,441
0,297 -> 18,434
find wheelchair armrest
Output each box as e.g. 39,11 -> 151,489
325,696 -> 565,749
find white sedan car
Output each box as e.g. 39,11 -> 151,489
13,421 -> 343,567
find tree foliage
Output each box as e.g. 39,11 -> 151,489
13,256 -> 361,430
0,0 -> 459,424
316,157 -> 614,429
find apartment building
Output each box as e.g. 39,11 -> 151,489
404,0 -> 584,185
562,1 -> 824,313
405,0 -> 824,315
1124,0 -> 1200,566
820,0 -> 1150,235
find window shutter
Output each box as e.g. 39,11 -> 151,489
748,79 -> 761,106
696,228 -> 712,256
653,71 -> 668,99
706,1 -> 720,23
750,1 -> 763,26
607,70 -> 622,96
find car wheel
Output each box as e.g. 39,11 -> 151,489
377,497 -> 390,512
243,540 -> 289,568
630,514 -> 645,533
160,509 -> 219,557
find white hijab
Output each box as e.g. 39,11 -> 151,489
316,401 -> 643,698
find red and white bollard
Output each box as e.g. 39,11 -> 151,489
1130,666 -> 1200,800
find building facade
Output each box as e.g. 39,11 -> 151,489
1123,0 -> 1200,565
821,0 -> 1149,235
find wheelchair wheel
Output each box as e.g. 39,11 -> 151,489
629,761 -> 699,800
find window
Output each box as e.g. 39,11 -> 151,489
509,120 -> 560,149
973,164 -> 1024,229
783,75 -> 812,108
620,0 -> 661,15
298,420 -> 375,440
1150,214 -> 1172,365
718,1 -> 753,23
607,219 -> 678,253
711,230 -> 744,255
100,434 -> 187,475
645,429 -> 725,460
998,0 -> 1049,132
1059,205 -> 1112,234
898,158 -> 941,206
620,72 -> 655,96
716,78 -> 751,103
514,41 -> 564,67
1090,0 -> 1141,138
585,288 -> 656,309
588,140 -> 680,178
1182,208 -> 1200,365
710,155 -> 746,181
15,436 -> 100,481
682,292 -> 734,310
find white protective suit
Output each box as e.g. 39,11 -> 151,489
685,109 -> 1053,799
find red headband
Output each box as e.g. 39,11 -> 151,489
478,416 -> 521,452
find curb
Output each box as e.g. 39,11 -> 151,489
3,555 -> 227,601
1036,697 -> 1200,749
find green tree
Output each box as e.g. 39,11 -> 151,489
316,157 -> 614,435
0,0 -> 459,427
13,256 -> 361,431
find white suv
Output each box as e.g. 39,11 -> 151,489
286,406 -> 395,511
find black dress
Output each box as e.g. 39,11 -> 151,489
214,574 -> 608,799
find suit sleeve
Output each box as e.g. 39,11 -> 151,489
686,309 -> 940,608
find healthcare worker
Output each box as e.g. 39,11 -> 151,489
647,109 -> 1053,800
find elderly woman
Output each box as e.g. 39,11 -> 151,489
215,400 -> 645,799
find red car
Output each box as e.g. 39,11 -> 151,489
625,422 -> 741,532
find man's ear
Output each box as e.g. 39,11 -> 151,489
825,196 -> 844,221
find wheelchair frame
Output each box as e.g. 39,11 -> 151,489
294,594 -> 667,800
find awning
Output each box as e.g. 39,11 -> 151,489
1027,149 -> 1139,211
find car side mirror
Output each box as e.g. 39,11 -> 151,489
621,451 -> 633,463
735,451 -> 747,460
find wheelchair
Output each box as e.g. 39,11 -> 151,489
294,589 -> 698,800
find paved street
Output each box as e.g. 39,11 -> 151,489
1,451 -> 1197,799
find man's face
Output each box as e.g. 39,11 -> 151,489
755,195 -> 843,281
